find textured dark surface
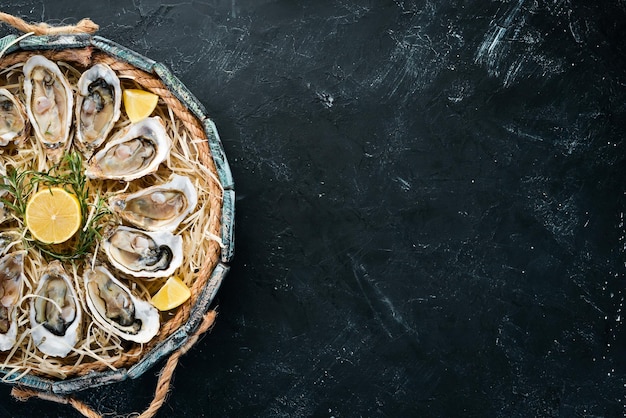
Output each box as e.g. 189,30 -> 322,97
1,1 -> 625,417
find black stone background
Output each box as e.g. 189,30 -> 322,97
1,1 -> 625,417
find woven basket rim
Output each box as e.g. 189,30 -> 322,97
0,33 -> 233,393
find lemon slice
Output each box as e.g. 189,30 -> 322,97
151,276 -> 191,311
123,89 -> 159,123
25,187 -> 82,244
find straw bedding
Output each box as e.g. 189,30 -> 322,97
0,48 -> 222,380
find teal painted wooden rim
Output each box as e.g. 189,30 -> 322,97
0,33 -> 234,393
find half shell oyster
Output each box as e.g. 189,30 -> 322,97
103,226 -> 183,279
85,117 -> 172,181
0,232 -> 21,253
30,261 -> 81,357
0,252 -> 25,351
83,266 -> 159,343
23,55 -> 73,163
109,174 -> 198,232
75,64 -> 122,157
0,88 -> 29,146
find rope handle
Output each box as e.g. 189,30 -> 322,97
0,11 -> 99,35
11,310 -> 217,418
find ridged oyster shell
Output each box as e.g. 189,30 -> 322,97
103,226 -> 183,279
30,261 -> 81,357
0,88 -> 29,146
83,265 -> 159,343
0,251 -> 25,351
85,117 -> 172,181
109,174 -> 198,232
23,55 -> 73,163
75,64 -> 122,158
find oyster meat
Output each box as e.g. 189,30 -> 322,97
30,261 -> 81,357
0,88 -> 29,146
0,252 -> 25,351
83,266 -> 159,343
75,64 -> 121,157
103,226 -> 183,279
23,55 -> 73,163
109,174 -> 198,232
0,232 -> 21,253
85,117 -> 172,181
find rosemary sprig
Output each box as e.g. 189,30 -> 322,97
34,192 -> 110,261
0,152 -> 111,262
0,166 -> 34,217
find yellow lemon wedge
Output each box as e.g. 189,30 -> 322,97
123,89 -> 159,123
25,187 -> 82,244
151,276 -> 191,311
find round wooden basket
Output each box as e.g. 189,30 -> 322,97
0,16 -> 234,416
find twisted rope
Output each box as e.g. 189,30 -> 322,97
11,310 -> 217,418
0,12 -> 98,35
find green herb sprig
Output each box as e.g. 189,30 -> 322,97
0,152 -> 111,262
0,166 -> 32,217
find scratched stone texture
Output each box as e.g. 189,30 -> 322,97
1,1 -> 626,417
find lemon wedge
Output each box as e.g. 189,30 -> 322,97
151,276 -> 191,311
25,187 -> 82,244
123,89 -> 159,123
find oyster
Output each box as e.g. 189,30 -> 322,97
0,232 -> 21,253
75,64 -> 122,157
23,55 -> 73,163
83,265 -> 159,343
109,174 -> 198,232
85,117 -> 172,181
30,261 -> 81,357
0,88 -> 29,146
103,226 -> 183,279
0,252 -> 25,351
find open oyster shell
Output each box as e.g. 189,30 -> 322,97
29,261 -> 81,357
23,55 -> 73,163
0,232 -> 21,253
0,88 -> 29,146
103,226 -> 183,279
83,265 -> 159,344
0,251 -> 25,351
109,174 -> 198,232
75,63 -> 122,158
85,117 -> 172,181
